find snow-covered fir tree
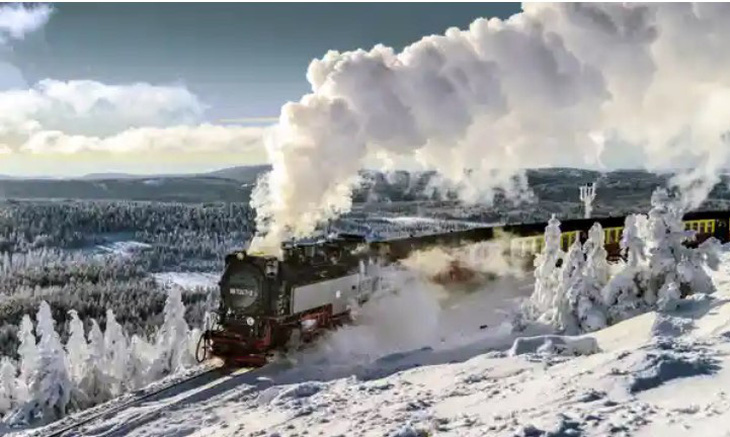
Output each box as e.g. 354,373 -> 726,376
621,214 -> 647,268
65,310 -> 90,408
16,315 -> 38,403
645,188 -> 720,310
84,319 -> 110,404
528,214 -> 564,319
65,310 -> 89,386
583,223 -> 610,289
152,288 -> 193,378
103,310 -> 129,397
126,335 -> 157,390
20,301 -> 72,423
0,357 -> 18,416
551,238 -> 584,334
575,222 -> 609,332
602,214 -> 650,324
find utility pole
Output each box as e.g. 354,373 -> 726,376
579,182 -> 596,219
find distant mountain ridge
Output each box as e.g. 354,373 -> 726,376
79,164 -> 272,183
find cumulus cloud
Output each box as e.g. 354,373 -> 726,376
21,123 -> 265,155
0,79 -> 204,136
249,3 -> 730,254
0,4 -> 267,159
0,3 -> 52,44
0,79 -> 266,156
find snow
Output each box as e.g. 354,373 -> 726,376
381,216 -> 500,228
14,243 -> 730,437
152,272 -> 218,290
94,240 -> 151,257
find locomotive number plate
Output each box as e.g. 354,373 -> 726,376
230,288 -> 257,297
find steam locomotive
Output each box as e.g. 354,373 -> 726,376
197,210 -> 730,367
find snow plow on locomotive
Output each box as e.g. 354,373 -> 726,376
197,210 -> 730,367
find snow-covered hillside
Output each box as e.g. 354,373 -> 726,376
14,245 -> 730,437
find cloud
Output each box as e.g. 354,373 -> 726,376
0,3 -> 53,44
218,117 -> 279,125
0,79 -> 205,137
20,123 -> 266,155
249,3 -> 730,254
0,4 -> 267,170
0,79 -> 266,157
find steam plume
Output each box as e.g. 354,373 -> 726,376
250,3 -> 730,253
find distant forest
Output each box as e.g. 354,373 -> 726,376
0,200 -> 252,356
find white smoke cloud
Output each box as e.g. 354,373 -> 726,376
250,3 -> 730,253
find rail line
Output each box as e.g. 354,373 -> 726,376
39,363 -> 254,437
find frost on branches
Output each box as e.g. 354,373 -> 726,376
0,296 -> 201,427
152,287 -> 195,378
551,239 -> 584,334
643,188 -> 720,311
0,358 -> 18,416
575,223 -> 608,332
527,214 -> 563,320
602,214 -> 650,325
11,302 -> 72,424
526,187 -> 720,334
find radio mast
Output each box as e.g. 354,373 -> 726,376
579,182 -> 596,219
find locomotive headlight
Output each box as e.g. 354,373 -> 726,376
245,316 -> 255,326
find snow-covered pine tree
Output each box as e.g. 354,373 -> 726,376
152,288 -> 193,377
602,214 -> 650,324
65,310 -> 90,408
65,310 -> 89,386
645,188 -> 687,306
0,357 -> 18,416
551,238 -> 583,334
528,214 -> 564,319
645,188 -> 719,309
16,314 -> 38,403
583,222 -> 610,288
126,335 -> 157,390
620,214 -> 647,268
23,301 -> 72,423
84,319 -> 110,404
103,310 -> 128,397
574,222 -> 609,332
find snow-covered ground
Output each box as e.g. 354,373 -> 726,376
152,272 -> 219,291
380,216 -> 501,228
94,240 -> 151,257
18,250 -> 730,437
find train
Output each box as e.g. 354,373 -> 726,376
196,209 -> 730,367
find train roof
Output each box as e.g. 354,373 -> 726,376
235,208 -> 730,257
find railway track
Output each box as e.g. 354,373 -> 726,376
36,363 -> 255,437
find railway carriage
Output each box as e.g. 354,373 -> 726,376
199,210 -> 730,367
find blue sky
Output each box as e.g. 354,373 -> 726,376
0,2 -> 520,177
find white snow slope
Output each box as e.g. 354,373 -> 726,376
17,250 -> 730,437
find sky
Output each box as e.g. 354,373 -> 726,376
0,2 -> 521,177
